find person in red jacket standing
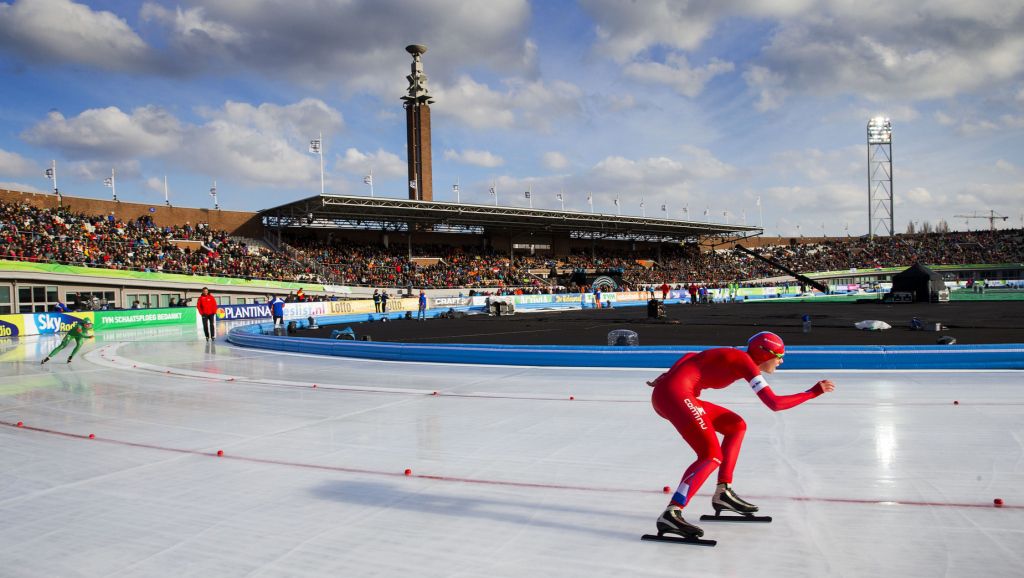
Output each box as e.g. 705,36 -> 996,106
196,287 -> 219,341
647,331 -> 836,539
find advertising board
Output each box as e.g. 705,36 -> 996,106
218,300 -> 387,320
430,296 -> 472,308
94,309 -> 195,330
29,312 -> 96,335
0,314 -> 25,337
325,300 -> 376,314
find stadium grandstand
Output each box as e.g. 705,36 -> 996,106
0,187 -> 1022,314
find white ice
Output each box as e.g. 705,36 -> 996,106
1,323 -> 1022,577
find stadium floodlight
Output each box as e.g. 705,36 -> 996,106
867,116 -> 891,144
867,116 -> 893,237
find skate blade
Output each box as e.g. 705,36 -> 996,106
641,534 -> 716,547
700,513 -> 772,523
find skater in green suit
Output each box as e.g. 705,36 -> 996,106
41,318 -> 94,364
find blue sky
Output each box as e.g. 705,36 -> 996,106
0,0 -> 1022,236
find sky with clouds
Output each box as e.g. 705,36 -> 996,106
0,0 -> 1022,236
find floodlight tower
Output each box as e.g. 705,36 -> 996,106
402,44 -> 434,201
867,117 -> 893,237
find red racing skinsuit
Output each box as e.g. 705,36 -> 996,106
649,347 -> 825,509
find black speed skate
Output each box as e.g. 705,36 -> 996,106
657,506 -> 704,538
642,506 -> 716,546
40,356 -> 50,365
712,483 -> 758,514
701,483 -> 772,523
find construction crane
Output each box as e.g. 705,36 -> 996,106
954,210 -> 1008,232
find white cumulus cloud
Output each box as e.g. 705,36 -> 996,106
754,4 -> 1024,103
21,98 -> 346,189
905,186 -> 934,204
337,148 -> 406,178
0,0 -> 149,70
0,148 -> 37,176
583,146 -> 735,201
583,1 -> 1024,109
197,99 -> 343,142
580,0 -> 718,62
995,159 -> 1017,172
542,152 -> 568,170
444,149 -> 504,168
68,159 -> 141,182
142,0 -> 533,89
433,76 -> 515,129
624,54 -> 734,97
22,107 -> 183,159
743,65 -> 790,112
433,76 -> 583,131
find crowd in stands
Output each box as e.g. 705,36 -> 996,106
1,200 -> 1021,291
0,201 -> 316,282
285,240 -> 540,289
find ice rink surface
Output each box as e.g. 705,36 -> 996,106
2,324 -> 1022,577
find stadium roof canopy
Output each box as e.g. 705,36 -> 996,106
260,195 -> 761,243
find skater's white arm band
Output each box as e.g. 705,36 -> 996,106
749,375 -> 769,393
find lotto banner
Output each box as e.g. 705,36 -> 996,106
325,300 -> 376,315
216,300 -> 376,321
386,298 -> 420,312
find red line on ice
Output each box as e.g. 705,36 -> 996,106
3,419 -> 1018,510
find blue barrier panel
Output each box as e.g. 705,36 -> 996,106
227,321 -> 1024,370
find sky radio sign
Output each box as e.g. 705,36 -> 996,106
0,317 -> 24,337
32,313 -> 91,335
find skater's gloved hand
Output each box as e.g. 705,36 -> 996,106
811,380 -> 835,395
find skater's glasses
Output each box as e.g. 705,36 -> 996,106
761,347 -> 784,359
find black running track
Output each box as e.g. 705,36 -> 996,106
300,300 -> 1024,347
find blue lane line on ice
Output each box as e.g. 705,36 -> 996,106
80,345 -> 1024,409
92,344 -> 1024,406
227,320 -> 1024,369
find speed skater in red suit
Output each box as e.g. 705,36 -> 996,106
646,331 -> 836,539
